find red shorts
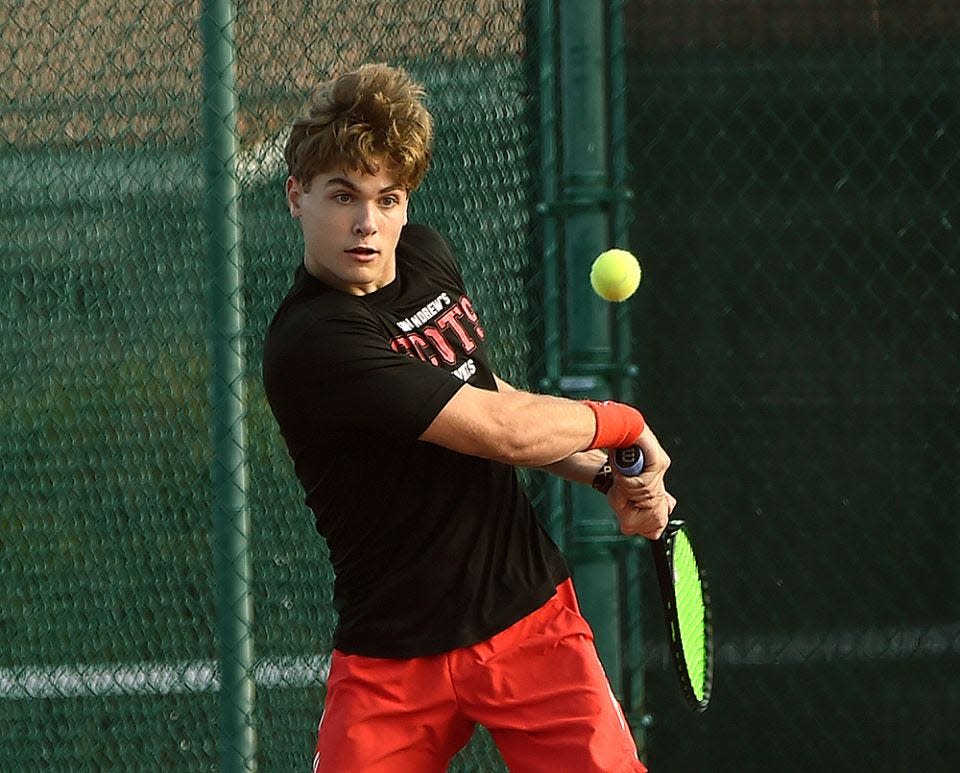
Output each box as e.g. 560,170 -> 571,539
313,579 -> 646,773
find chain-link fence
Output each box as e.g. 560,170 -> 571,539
2,1 -> 958,772
2,1 -> 533,771
625,2 -> 959,771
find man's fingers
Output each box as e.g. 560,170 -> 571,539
617,498 -> 669,539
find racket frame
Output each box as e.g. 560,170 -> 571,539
650,519 -> 714,712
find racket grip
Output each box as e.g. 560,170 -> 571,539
613,446 -> 645,477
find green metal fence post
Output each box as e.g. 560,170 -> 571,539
608,0 -> 649,749
555,0 -> 630,700
200,1 -> 256,770
534,0 -> 567,549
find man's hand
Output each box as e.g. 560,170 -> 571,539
607,426 -> 676,539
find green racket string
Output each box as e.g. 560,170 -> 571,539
672,529 -> 708,700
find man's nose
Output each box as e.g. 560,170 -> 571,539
354,203 -> 377,235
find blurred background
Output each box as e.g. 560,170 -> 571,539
2,1 -> 957,771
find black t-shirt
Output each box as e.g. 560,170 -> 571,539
262,224 -> 569,657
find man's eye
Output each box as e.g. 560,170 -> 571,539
335,193 -> 352,204
381,196 -> 398,207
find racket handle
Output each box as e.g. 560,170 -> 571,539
613,446 -> 645,477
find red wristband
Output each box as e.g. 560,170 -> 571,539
582,400 -> 646,450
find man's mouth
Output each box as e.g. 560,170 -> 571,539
346,246 -> 378,256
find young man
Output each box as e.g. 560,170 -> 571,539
262,63 -> 676,773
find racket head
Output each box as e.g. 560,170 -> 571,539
651,519 -> 714,712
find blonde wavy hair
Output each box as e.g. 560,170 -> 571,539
284,63 -> 433,192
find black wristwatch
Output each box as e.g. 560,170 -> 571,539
591,461 -> 614,494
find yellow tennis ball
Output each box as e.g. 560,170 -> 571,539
590,249 -> 642,302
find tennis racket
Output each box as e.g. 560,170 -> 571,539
614,446 -> 714,712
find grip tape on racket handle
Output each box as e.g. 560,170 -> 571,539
613,446 -> 645,477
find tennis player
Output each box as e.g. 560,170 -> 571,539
262,63 -> 675,773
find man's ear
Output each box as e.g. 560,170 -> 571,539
286,176 -> 303,218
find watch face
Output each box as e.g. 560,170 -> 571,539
592,464 -> 614,494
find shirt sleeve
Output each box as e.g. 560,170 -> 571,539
283,306 -> 465,442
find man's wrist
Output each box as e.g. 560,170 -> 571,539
582,400 -> 646,450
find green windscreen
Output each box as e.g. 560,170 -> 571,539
672,529 -> 708,701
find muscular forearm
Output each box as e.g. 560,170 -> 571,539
538,449 -> 608,485
421,385 -> 598,467
496,377 -> 608,481
421,375 -> 645,468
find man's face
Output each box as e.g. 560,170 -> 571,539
286,163 -> 409,296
